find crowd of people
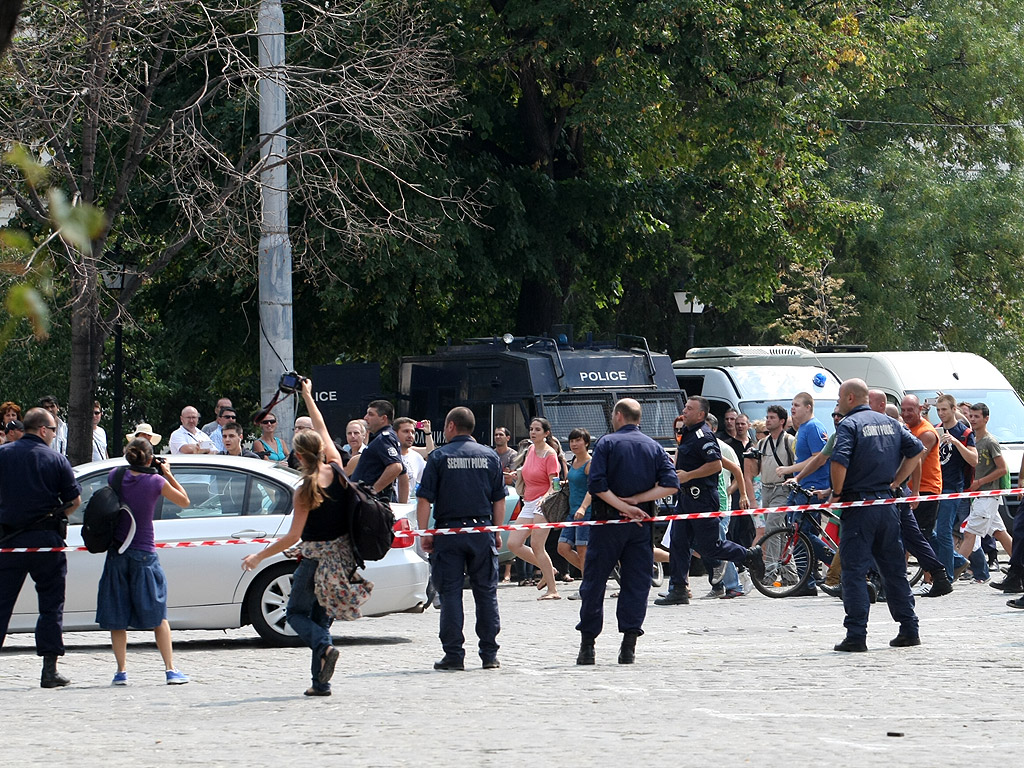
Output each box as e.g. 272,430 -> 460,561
4,377 -> 1024,692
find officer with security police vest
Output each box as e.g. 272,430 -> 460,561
656,396 -> 764,606
416,407 -> 507,671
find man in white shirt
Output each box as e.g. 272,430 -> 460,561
394,417 -> 434,502
169,406 -> 216,454
91,401 -> 108,461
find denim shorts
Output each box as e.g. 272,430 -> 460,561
558,509 -> 591,546
95,548 -> 168,630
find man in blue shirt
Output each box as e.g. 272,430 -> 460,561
778,391 -> 833,595
417,407 -> 506,671
656,397 -> 763,606
577,398 -> 680,666
0,407 -> 82,687
350,399 -> 407,503
829,378 -> 925,652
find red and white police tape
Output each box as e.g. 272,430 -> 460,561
1,487 -> 1019,553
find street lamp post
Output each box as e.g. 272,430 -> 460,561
100,249 -> 126,453
673,290 -> 706,352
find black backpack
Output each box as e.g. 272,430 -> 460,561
328,463 -> 395,569
81,467 -> 137,554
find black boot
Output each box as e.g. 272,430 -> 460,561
576,634 -> 596,666
921,569 -> 952,597
991,571 -> 1024,593
618,632 -> 639,664
40,655 -> 70,689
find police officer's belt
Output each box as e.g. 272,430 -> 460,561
438,517 -> 493,527
591,497 -> 655,521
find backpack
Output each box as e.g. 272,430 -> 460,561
81,467 -> 137,555
328,463 -> 395,570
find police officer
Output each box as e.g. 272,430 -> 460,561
829,378 -> 926,652
0,407 -> 82,687
416,407 -> 506,670
656,396 -> 763,606
350,399 -> 408,503
577,398 -> 679,665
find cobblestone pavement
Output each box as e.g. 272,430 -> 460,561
2,575 -> 1022,767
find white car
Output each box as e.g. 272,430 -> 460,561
6,455 -> 430,645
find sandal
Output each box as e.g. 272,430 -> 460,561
518,578 -> 538,587
538,593 -> 561,600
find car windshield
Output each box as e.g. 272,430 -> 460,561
911,389 -> 1024,444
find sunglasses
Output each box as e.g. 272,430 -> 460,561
93,411 -> 101,415
261,419 -> 277,425
831,413 -> 841,419
674,427 -> 685,435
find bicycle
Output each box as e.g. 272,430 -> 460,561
749,483 -> 923,597
749,483 -> 841,598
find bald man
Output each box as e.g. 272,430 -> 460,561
829,378 -> 926,651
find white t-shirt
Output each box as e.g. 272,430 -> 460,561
169,425 -> 215,454
403,450 -> 426,491
92,426 -> 108,461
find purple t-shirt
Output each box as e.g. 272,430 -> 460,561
109,468 -> 165,553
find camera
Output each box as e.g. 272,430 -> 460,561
415,421 -> 426,430
278,371 -> 305,395
152,456 -> 166,476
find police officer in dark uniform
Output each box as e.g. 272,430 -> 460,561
0,407 -> 82,687
656,397 -> 763,606
577,398 -> 680,665
350,399 -> 407,503
417,407 -> 507,670
829,378 -> 926,652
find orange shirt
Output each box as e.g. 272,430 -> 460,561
909,419 -> 942,494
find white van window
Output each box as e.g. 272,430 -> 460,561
913,389 -> 1024,444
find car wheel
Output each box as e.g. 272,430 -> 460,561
246,562 -> 303,646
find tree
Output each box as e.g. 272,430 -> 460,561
0,0 -> 471,463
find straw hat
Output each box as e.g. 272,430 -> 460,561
126,423 -> 162,446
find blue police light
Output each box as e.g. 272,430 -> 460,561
812,372 -> 827,389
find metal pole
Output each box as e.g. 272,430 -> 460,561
112,319 -> 123,451
257,0 -> 295,443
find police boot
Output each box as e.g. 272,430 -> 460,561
576,634 -> 596,666
618,632 -> 640,665
40,655 -> 70,689
921,569 -> 953,598
991,571 -> 1024,594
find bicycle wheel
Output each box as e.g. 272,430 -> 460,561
906,556 -> 924,587
750,528 -> 816,598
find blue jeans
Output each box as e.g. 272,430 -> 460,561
716,518 -> 741,592
286,557 -> 334,693
432,533 -> 500,662
786,489 -> 833,588
969,546 -> 989,581
932,495 -> 967,580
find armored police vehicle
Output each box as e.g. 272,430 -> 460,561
398,335 -> 684,447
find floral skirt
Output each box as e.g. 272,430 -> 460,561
300,535 -> 373,621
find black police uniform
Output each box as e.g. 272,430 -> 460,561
831,405 -> 923,643
0,434 -> 81,656
577,424 -> 678,639
350,426 -> 405,501
667,422 -> 750,593
417,435 -> 507,665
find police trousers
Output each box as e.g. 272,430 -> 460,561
577,522 -> 652,638
432,532 -> 500,662
839,500 -> 918,640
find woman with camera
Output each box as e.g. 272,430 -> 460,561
242,378 -> 366,697
95,438 -> 191,686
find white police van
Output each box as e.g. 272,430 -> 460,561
672,346 -> 842,428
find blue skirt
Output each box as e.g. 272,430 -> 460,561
95,548 -> 168,630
